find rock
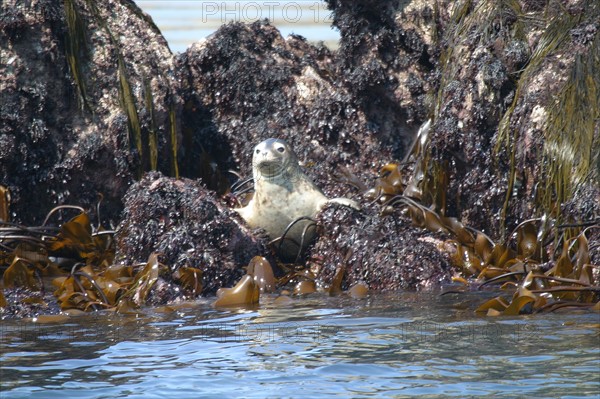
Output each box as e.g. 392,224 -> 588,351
326,0 -> 438,136
114,172 -> 268,298
0,0 -> 181,225
323,0 -> 599,235
0,287 -> 61,319
177,20 -> 408,202
493,3 -> 600,228
311,203 -> 453,291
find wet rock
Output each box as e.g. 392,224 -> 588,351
311,203 -> 453,290
114,172 -> 268,299
0,288 -> 61,319
0,0 -> 181,226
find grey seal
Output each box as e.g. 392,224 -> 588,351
235,138 -> 359,260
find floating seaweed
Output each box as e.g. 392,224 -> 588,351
214,275 -> 260,308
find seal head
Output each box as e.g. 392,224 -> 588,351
252,138 -> 300,181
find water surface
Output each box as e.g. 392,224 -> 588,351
135,0 -> 340,53
2,291 -> 599,398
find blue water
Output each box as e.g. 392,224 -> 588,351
135,0 -> 340,53
1,291 -> 599,398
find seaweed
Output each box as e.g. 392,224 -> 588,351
144,78 -> 159,171
538,28 -> 600,220
168,101 -> 179,178
366,156 -> 599,314
63,0 -> 91,113
0,185 -> 9,222
495,1 -> 599,228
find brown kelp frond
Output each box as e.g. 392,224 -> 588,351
174,266 -> 203,296
0,185 -> 10,222
214,274 -> 259,308
3,256 -> 42,291
214,257 -> 278,308
168,101 -> 179,178
47,212 -> 114,267
460,220 -> 600,314
55,264 -> 110,311
120,253 -> 162,307
365,163 -> 405,205
1,207 -> 118,315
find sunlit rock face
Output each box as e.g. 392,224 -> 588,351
0,0 -> 181,225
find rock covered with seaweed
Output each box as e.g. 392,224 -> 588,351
0,0 -> 181,226
1,0 -> 599,318
313,203 -> 452,291
114,172 -> 268,302
323,0 -> 599,235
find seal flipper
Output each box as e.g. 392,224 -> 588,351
324,197 -> 361,211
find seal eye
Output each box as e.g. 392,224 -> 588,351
255,149 -> 260,154
276,146 -> 285,153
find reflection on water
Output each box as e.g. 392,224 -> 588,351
135,0 -> 340,53
1,291 -> 599,398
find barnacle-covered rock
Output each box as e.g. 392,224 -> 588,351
311,203 -> 453,290
325,0 -> 438,133
177,20 -> 413,202
0,288 -> 61,319
114,172 -> 269,300
0,0 -> 181,225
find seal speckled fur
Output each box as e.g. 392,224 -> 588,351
236,138 -> 358,260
